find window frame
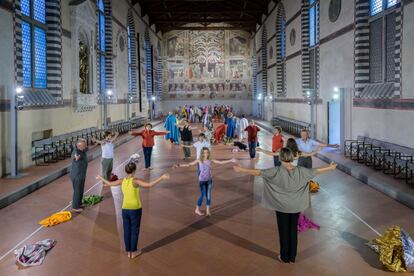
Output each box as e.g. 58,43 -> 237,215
369,0 -> 397,83
127,25 -> 133,96
21,0 -> 48,90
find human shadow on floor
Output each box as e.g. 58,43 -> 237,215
339,231 -> 383,270
141,194 -> 277,260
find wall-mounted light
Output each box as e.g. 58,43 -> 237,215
151,96 -> 156,101
333,86 -> 339,93
15,86 -> 23,94
106,89 -> 113,96
332,93 -> 340,100
257,93 -> 262,100
269,95 -> 273,100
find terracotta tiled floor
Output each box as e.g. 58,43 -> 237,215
0,123 -> 413,275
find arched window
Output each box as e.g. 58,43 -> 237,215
276,4 -> 286,97
369,0 -> 397,83
21,0 -> 47,89
97,0 -> 106,93
127,10 -> 137,96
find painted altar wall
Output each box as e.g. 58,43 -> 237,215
160,29 -> 253,115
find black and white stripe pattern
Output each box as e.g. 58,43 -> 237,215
104,0 -> 113,91
301,0 -> 311,96
261,25 -> 267,96
393,1 -> 402,97
275,3 -> 286,97
144,29 -> 152,99
127,10 -> 137,96
14,0 -> 63,102
354,0 -> 370,96
252,53 -> 257,99
13,0 -> 23,88
46,0 -> 62,100
155,42 -> 162,99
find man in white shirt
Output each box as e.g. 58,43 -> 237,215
182,133 -> 211,160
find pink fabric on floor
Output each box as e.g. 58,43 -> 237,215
298,213 -> 320,232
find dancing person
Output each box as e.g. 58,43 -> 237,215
97,162 -> 170,259
225,112 -> 235,140
130,123 -> 169,170
213,122 -> 227,144
233,148 -> 337,263
257,138 -> 318,165
245,120 -> 260,160
238,114 -> 249,141
296,129 -> 338,168
71,140 -> 88,212
164,112 -> 179,144
180,133 -> 211,160
272,126 -> 285,166
93,131 -> 119,180
178,119 -> 194,159
174,148 -> 236,216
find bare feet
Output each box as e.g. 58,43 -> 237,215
148,167 -> 153,170
277,255 -> 283,263
128,252 -> 131,258
131,251 -> 142,259
206,207 -> 212,217
72,208 -> 83,213
195,208 -> 204,216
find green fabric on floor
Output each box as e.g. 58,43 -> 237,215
82,195 -> 103,206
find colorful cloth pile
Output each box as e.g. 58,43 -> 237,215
14,239 -> 56,267
367,226 -> 414,272
297,213 -> 320,233
309,180 -> 320,193
82,195 -> 103,206
38,211 -> 72,227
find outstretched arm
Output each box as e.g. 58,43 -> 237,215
212,158 -> 237,165
130,130 -> 143,137
134,174 -> 170,188
256,148 -> 279,156
233,165 -> 261,176
174,160 -> 198,168
96,175 -> 122,186
315,162 -> 337,175
92,138 -> 104,145
110,132 -> 119,142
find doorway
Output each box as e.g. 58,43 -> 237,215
327,99 -> 341,145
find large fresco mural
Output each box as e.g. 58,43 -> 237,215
163,30 -> 252,100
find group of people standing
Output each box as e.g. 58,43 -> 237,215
69,110 -> 338,263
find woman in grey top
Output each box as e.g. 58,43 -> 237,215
233,147 -> 336,263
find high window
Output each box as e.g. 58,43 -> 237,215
21,0 -> 47,89
309,0 -> 319,90
369,0 -> 397,83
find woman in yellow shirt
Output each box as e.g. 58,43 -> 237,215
97,162 -> 169,258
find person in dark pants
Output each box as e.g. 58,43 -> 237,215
130,123 -> 169,170
178,119 -> 194,159
244,120 -> 260,160
296,129 -> 338,168
97,162 -> 169,259
272,126 -> 284,166
71,140 -> 88,212
234,148 -> 337,263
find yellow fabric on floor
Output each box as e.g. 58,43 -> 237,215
370,226 -> 406,272
38,211 -> 72,227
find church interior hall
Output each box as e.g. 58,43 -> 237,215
0,0 -> 413,275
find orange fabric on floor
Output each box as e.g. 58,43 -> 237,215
38,211 -> 72,227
